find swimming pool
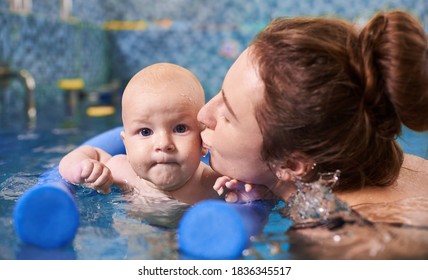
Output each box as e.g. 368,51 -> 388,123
1,105 -> 428,259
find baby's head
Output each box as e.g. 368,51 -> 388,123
122,63 -> 204,107
121,63 -> 206,192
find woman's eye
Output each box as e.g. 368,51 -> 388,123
174,124 -> 188,133
221,115 -> 230,123
140,128 -> 153,136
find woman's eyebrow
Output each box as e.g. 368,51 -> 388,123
221,89 -> 238,120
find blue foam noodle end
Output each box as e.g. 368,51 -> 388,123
178,200 -> 274,259
13,182 -> 79,248
13,126 -> 125,248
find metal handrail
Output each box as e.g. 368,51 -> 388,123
0,65 -> 36,128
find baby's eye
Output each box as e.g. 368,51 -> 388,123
174,124 -> 188,134
140,128 -> 153,136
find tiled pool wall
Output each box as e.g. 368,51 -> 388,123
1,0 -> 427,104
0,0 -> 427,158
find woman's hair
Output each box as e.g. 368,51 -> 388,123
251,11 -> 428,190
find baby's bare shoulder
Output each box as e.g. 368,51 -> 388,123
106,154 -> 127,168
105,154 -> 136,186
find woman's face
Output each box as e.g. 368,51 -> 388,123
197,48 -> 277,187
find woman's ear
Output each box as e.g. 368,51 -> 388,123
286,157 -> 308,177
271,163 -> 293,181
270,154 -> 309,181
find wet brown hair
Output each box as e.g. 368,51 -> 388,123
251,11 -> 428,190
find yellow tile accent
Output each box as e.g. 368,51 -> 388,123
104,20 -> 149,31
86,106 -> 116,117
57,79 -> 85,90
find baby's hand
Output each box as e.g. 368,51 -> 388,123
213,176 -> 274,203
74,159 -> 113,194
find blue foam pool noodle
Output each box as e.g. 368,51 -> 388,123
13,126 -> 125,248
178,199 -> 274,259
13,173 -> 79,249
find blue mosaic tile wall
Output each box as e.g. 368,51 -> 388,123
0,12 -> 109,105
104,0 -> 427,100
0,0 -> 426,156
0,0 -> 427,102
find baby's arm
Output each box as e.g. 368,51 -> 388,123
213,176 -> 275,203
58,145 -> 113,194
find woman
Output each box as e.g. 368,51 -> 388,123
198,10 -> 428,259
199,10 -> 428,208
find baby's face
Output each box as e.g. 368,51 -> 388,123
121,79 -> 204,192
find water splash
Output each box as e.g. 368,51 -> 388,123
285,170 -> 352,224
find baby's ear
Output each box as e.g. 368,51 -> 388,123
120,131 -> 130,157
202,147 -> 208,157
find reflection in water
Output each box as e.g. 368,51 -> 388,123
67,185 -> 181,260
120,185 -> 190,229
16,244 -> 76,260
280,172 -> 428,259
112,214 -> 178,260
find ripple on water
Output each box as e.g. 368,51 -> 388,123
0,172 -> 38,200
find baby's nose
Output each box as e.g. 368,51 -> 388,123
155,133 -> 175,152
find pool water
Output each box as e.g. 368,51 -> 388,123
1,110 -> 428,259
0,125 -> 288,260
0,125 -> 287,260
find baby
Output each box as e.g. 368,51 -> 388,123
59,63 -> 220,227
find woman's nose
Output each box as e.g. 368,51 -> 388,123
154,132 -> 175,152
197,95 -> 218,130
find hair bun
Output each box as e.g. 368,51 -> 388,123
359,11 -> 428,134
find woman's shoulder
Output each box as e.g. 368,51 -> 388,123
402,153 -> 428,172
396,153 -> 428,197
336,153 -> 428,206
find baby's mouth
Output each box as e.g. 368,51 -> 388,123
152,160 -> 178,167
